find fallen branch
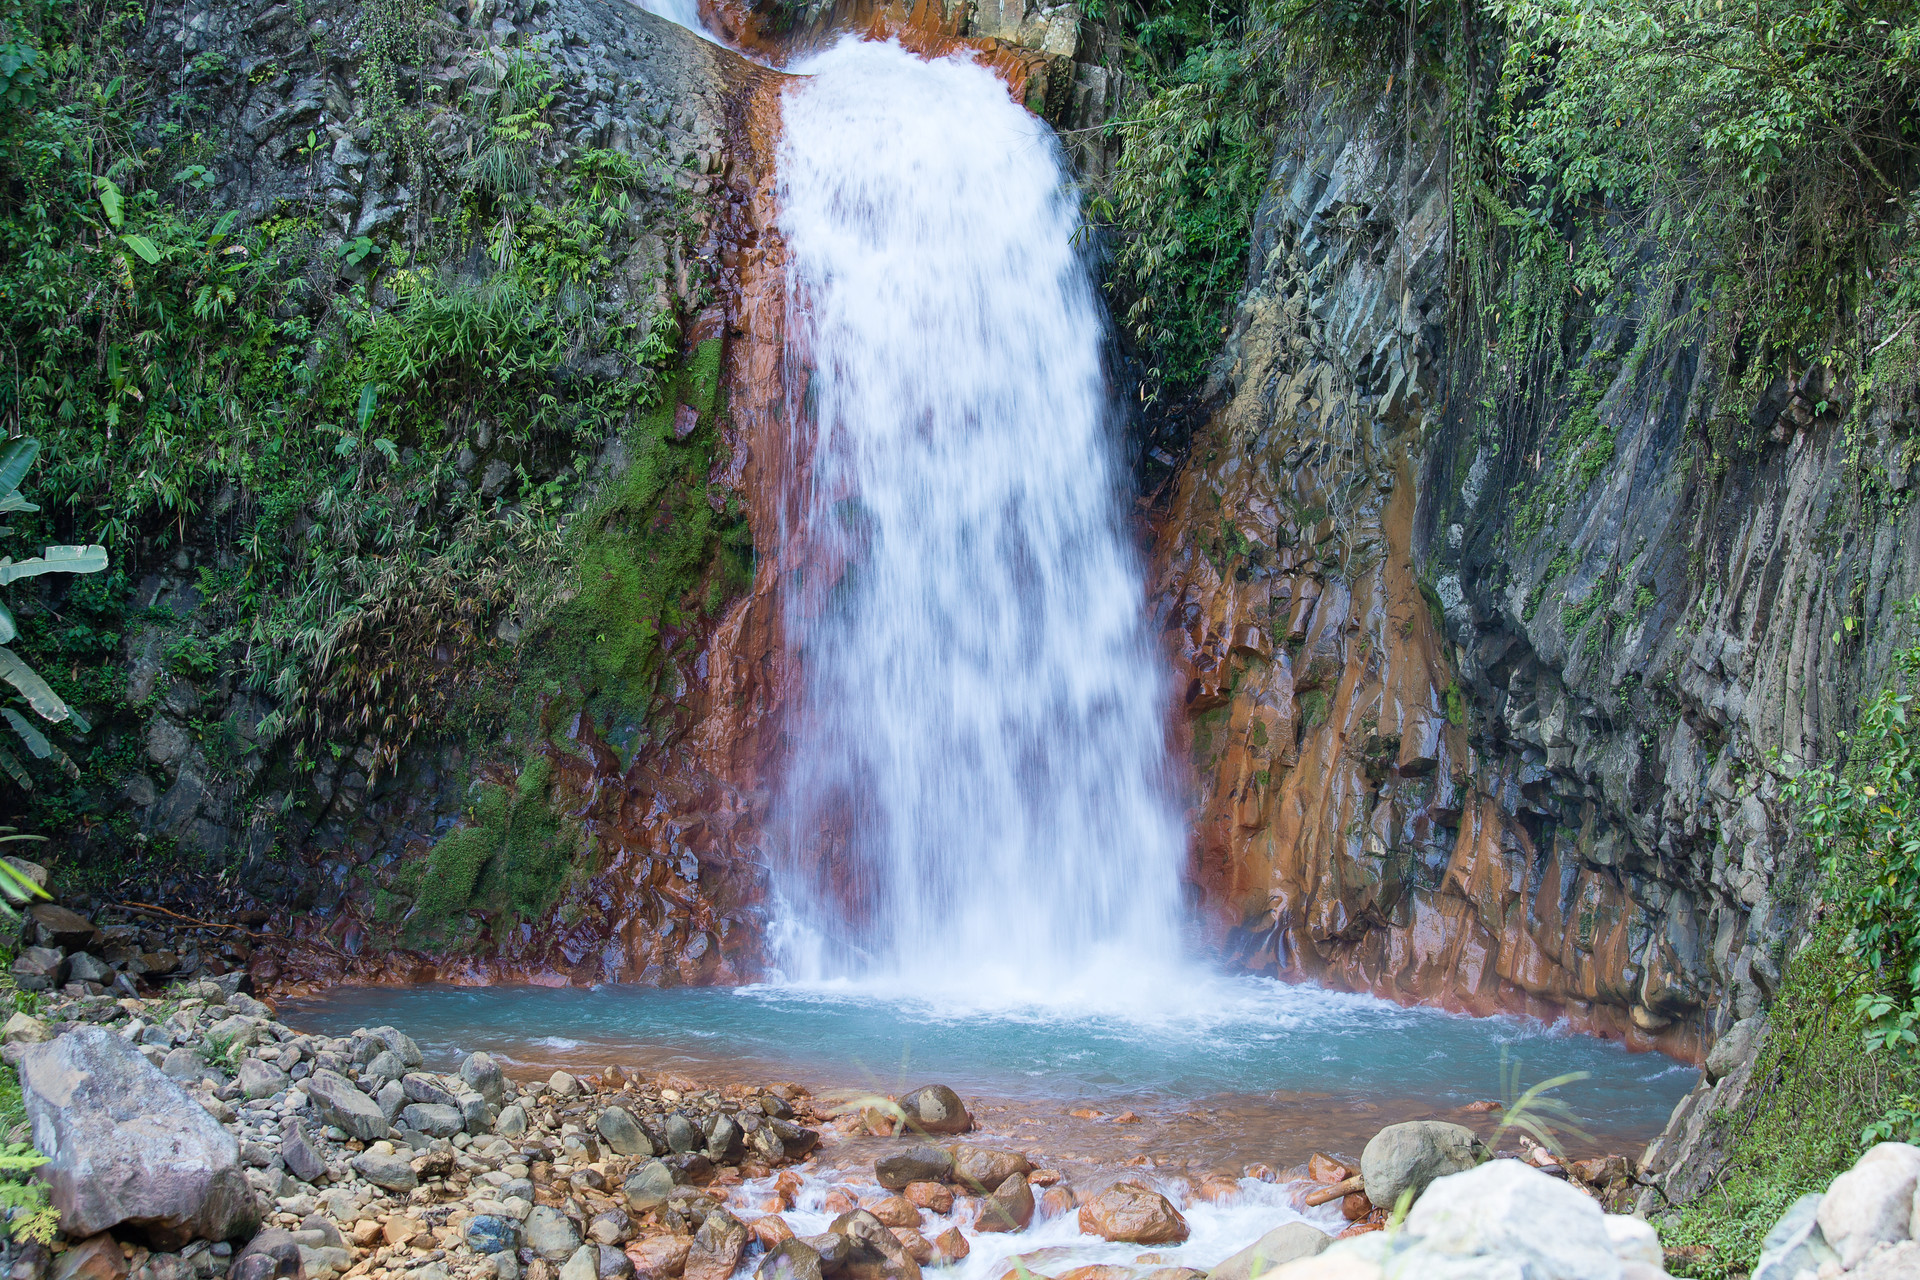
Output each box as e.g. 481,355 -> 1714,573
1304,1175 -> 1366,1207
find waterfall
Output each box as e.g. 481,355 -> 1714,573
769,38 -> 1188,1001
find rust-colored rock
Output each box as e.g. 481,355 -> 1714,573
1075,1182 -> 1188,1245
863,1196 -> 921,1229
904,1182 -> 954,1213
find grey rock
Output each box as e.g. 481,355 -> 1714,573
623,1160 -> 676,1212
1817,1142 -> 1920,1270
401,1103 -> 464,1138
1753,1195 -> 1837,1280
238,1058 -> 289,1100
305,1070 -> 388,1141
664,1111 -> 701,1154
588,1207 -> 631,1245
375,1078 -> 406,1123
461,1052 -> 505,1106
895,1084 -> 970,1136
67,952 -> 113,985
947,1144 -> 1029,1193
280,1118 -> 327,1185
402,1073 -> 457,1107
686,1209 -> 748,1280
20,1027 -> 260,1248
596,1244 -> 634,1280
460,1092 -> 498,1134
161,1047 -> 205,1081
495,1104 -> 528,1139
560,1246 -> 597,1280
597,1106 -> 655,1157
1205,1223 -> 1331,1280
348,1149 -> 417,1192
1704,1016 -> 1765,1084
1360,1121 -> 1483,1208
362,1049 -> 406,1083
876,1145 -> 953,1190
12,947 -> 68,992
526,1205 -> 583,1260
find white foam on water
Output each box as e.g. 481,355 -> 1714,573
767,37 -> 1190,1006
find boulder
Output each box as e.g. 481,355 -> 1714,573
865,1196 -> 921,1228
367,1027 -> 423,1066
598,1244 -> 636,1280
1359,1121 -> 1482,1208
1398,1157 -> 1623,1278
756,1239 -> 822,1280
54,1234 -> 127,1280
549,1071 -> 581,1097
12,947 -> 68,991
1076,1182 -> 1187,1244
495,1104 -> 528,1138
948,1143 -> 1031,1193
664,1112 -> 702,1154
527,1205 -> 584,1261
977,1173 -> 1035,1233
350,1150 -> 417,1192
363,1050 -> 406,1084
400,1102 -> 464,1138
1817,1142 -> 1920,1269
460,1092 -> 497,1134
402,1073 -> 458,1108
877,1145 -> 955,1190
598,1107 -> 656,1157
829,1209 -> 921,1280
20,1027 -> 260,1248
68,952 -> 113,985
684,1210 -> 748,1280
628,1235 -> 692,1279
1758,1194 -> 1839,1280
375,1079 -> 406,1124
30,903 -> 99,951
904,1182 -> 954,1213
931,1227 -> 968,1264
1204,1222 -> 1331,1280
624,1160 -> 677,1212
461,1052 -> 506,1106
561,1246 -> 598,1280
588,1208 -> 632,1245
467,1217 -> 520,1256
238,1058 -> 289,1100
306,1070 -> 388,1141
896,1085 -> 971,1136
2,1012 -> 50,1044
279,1119 -> 326,1185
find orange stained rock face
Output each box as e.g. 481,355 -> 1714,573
1148,283 -> 1704,1063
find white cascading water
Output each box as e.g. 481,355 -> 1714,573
769,39 -> 1189,1001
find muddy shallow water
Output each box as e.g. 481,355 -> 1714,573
281,974 -> 1693,1171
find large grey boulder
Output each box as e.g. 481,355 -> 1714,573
20,1027 -> 262,1247
350,1150 -> 418,1193
1360,1121 -> 1482,1208
461,1052 -> 506,1106
306,1069 -> 389,1140
876,1145 -> 953,1190
1204,1222 -> 1330,1280
597,1106 -> 656,1157
401,1103 -> 464,1138
1816,1142 -> 1920,1270
1397,1158 -> 1622,1277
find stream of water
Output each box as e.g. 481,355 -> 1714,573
768,39 -> 1188,996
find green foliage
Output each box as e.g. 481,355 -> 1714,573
1783,632 -> 1920,1059
408,754 -> 580,935
0,1060 -> 54,1244
1658,929 -> 1911,1278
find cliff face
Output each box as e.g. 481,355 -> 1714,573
1155,81 -> 1920,1178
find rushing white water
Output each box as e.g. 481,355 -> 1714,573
769,39 -> 1188,1002
629,0 -> 708,33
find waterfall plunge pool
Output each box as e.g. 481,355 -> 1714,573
281,975 -> 1693,1170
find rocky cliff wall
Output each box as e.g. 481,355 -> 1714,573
1153,81 -> 1920,1189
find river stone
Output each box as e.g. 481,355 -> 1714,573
375,1079 -> 406,1123
350,1149 -> 418,1192
237,1058 -> 289,1100
550,1070 -> 581,1097
803,1234 -> 852,1268
68,952 -> 112,985
1076,1182 -> 1187,1244
363,1049 -> 406,1084
830,1209 -> 921,1280
1399,1157 -> 1622,1278
588,1208 -> 632,1245
496,1103 -> 528,1138
2,1012 -> 49,1044
878,1145 -> 954,1190
1751,1198 -> 1837,1280
598,1106 -> 654,1157
403,1073 -> 458,1107
461,1052 -> 506,1106
685,1209 -> 748,1280
1360,1121 -> 1482,1208
771,1117 -> 819,1156
1205,1222 -> 1331,1280
307,1070 -> 388,1140
1818,1142 -> 1920,1269
369,1026 -> 423,1067
977,1173 -> 1035,1233
704,1112 -> 741,1162
664,1111 -> 702,1154
598,1244 -> 635,1280
624,1160 -> 677,1211
757,1238 -> 822,1280
948,1144 -> 1031,1193
630,1237 -> 692,1279
402,1102 -> 464,1138
20,1027 -> 260,1248
12,946 -> 68,991
161,1047 -> 203,1081
280,1118 -> 327,1185
897,1085 -> 971,1136
460,1092 -> 497,1134
56,1233 -> 128,1280
560,1246 -> 597,1280
527,1205 -> 584,1260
